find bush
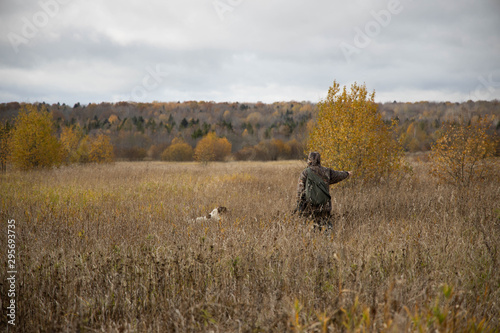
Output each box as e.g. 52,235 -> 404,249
429,116 -> 498,186
194,132 -> 231,163
61,125 -> 114,164
9,105 -> 62,170
307,81 -> 406,182
60,125 -> 85,164
161,138 -> 193,161
88,133 -> 114,163
118,147 -> 148,161
148,143 -> 169,160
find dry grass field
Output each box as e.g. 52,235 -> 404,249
1,158 -> 499,332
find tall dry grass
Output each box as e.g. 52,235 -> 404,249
0,159 -> 499,332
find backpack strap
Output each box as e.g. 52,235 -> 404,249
305,167 -> 331,204
306,167 -> 328,185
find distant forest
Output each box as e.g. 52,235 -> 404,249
1,100 -> 499,161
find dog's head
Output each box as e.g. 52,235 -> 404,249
207,206 -> 228,219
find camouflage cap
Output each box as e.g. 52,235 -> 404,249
307,152 -> 321,166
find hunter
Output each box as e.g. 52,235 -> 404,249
296,151 -> 352,227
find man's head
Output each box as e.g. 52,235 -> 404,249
307,152 -> 321,166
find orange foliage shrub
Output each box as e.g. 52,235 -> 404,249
194,132 -> 231,163
61,125 -> 114,164
161,138 -> 193,161
60,125 -> 85,164
307,81 -> 406,182
88,133 -> 114,163
429,117 -> 498,186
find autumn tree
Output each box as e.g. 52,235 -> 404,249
400,122 -> 430,152
161,137 -> 193,161
60,125 -> 85,164
60,125 -> 114,164
88,133 -> 114,163
307,81 -> 406,182
429,117 -> 498,187
76,136 -> 91,163
287,139 -> 305,160
148,143 -> 168,160
213,136 -> 232,161
108,114 -> 119,125
9,105 -> 63,170
194,132 -> 232,163
272,139 -> 291,159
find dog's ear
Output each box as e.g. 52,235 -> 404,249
218,207 -> 227,213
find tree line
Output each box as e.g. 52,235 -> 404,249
0,99 -> 499,168
0,105 -> 114,171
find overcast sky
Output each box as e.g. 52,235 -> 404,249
1,0 -> 500,105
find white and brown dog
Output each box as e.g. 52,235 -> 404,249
194,207 -> 227,222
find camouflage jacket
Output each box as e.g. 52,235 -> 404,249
296,153 -> 349,214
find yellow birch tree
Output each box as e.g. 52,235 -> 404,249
60,125 -> 85,164
9,105 -> 63,170
88,133 -> 114,163
194,132 -> 232,163
307,81 -> 406,182
161,137 -> 194,161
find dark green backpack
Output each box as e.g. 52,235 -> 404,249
305,168 -> 331,206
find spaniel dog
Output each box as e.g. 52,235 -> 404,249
195,207 -> 228,222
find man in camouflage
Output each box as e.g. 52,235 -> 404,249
296,151 -> 352,227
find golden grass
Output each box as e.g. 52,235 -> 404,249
0,159 -> 499,332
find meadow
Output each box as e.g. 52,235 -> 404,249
0,158 -> 499,332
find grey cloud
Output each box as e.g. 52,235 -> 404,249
1,0 -> 499,104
